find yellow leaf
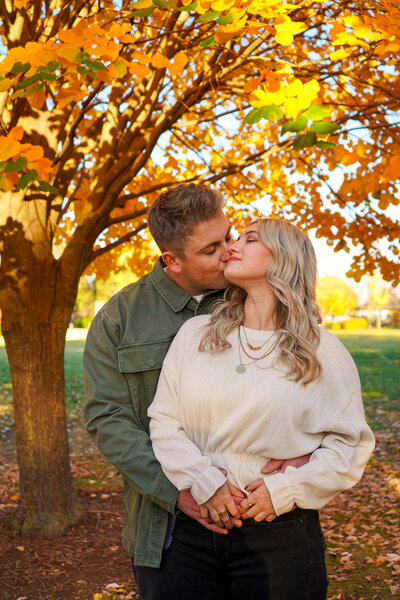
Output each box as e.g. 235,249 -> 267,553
113,58 -> 128,78
275,30 -> 293,45
0,141 -> 21,162
330,48 -> 352,61
169,51 -> 188,76
55,44 -> 81,63
151,54 -> 171,69
0,78 -> 12,92
286,79 -> 302,97
211,0 -> 234,11
132,0 -> 153,8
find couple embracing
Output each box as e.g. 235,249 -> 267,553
84,184 -> 374,600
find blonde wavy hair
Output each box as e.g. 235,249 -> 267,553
199,218 -> 323,385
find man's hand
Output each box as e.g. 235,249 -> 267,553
177,490 -> 239,534
261,453 -> 311,475
199,482 -> 243,529
239,479 -> 278,522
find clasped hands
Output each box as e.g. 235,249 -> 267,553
177,455 -> 310,535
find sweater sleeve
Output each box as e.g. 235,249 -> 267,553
264,387 -> 375,515
148,324 -> 226,505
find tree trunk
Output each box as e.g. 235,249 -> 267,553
3,316 -> 83,535
0,218 -> 83,535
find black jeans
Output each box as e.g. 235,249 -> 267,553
152,508 -> 328,600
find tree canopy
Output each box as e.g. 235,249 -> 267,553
1,0 -> 399,285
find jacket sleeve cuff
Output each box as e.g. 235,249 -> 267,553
263,467 -> 298,515
152,469 -> 180,513
191,467 -> 227,505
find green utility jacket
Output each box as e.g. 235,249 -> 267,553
83,258 -> 222,567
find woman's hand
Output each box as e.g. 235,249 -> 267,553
200,482 -> 243,528
239,479 -> 277,522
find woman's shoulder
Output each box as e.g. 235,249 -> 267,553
317,327 -> 360,391
174,314 -> 212,342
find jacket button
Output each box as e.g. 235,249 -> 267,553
149,359 -> 155,367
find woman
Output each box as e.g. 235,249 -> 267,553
148,218 -> 375,600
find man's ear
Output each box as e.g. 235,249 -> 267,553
162,251 -> 184,274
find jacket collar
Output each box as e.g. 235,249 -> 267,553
150,257 -> 219,312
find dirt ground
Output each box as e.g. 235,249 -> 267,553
0,489 -> 137,600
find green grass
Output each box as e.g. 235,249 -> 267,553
336,329 -> 400,431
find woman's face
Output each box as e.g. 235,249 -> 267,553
224,222 -> 273,286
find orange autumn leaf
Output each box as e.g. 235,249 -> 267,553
13,0 -> 30,8
169,51 -> 188,76
151,54 -> 171,69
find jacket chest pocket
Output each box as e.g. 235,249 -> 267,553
117,338 -> 174,429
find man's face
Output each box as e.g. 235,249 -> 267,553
169,211 -> 233,296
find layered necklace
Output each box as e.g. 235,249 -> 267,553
236,325 -> 278,374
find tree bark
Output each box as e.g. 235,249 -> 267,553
0,215 -> 83,535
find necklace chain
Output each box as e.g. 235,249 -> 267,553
241,325 -> 275,353
236,326 -> 278,373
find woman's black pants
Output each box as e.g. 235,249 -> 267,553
152,508 -> 328,600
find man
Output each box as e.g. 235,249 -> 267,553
83,184 -> 308,600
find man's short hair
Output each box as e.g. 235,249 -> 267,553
147,183 -> 225,257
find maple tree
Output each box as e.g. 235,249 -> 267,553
0,0 -> 399,535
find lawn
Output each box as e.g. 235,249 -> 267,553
0,330 -> 399,600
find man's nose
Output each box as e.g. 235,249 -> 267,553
221,243 -> 230,261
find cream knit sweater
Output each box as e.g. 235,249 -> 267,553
148,315 -> 375,515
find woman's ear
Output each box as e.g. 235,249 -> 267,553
162,251 -> 183,274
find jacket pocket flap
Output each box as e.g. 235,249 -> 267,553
117,338 -> 173,373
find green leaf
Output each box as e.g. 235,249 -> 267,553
244,108 -> 264,125
37,180 -> 59,194
17,169 -> 38,190
4,156 -> 27,173
292,131 -> 317,151
310,121 -> 341,134
15,74 -> 40,90
38,72 -> 57,81
10,62 -> 31,74
11,89 -> 26,100
302,104 -> 331,121
26,82 -> 45,95
178,1 -> 198,11
83,59 -> 108,72
217,13 -> 234,25
197,9 -> 221,21
76,52 -> 90,62
153,0 -> 169,6
133,6 -> 155,16
38,62 -> 61,73
316,141 -> 336,149
244,105 -> 283,125
76,66 -> 96,79
200,35 -> 215,47
259,105 -> 283,120
282,115 -> 308,134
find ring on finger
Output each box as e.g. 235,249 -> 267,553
246,498 -> 254,508
217,510 -> 228,518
